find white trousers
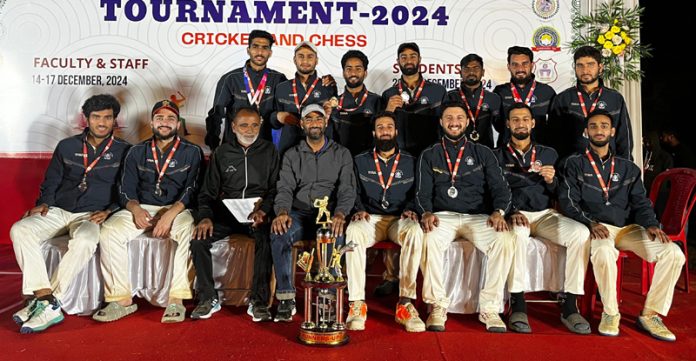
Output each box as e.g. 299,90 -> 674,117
99,205 -> 194,302
11,207 -> 99,300
591,223 -> 685,316
509,209 -> 591,294
422,212 -> 515,313
345,215 -> 424,301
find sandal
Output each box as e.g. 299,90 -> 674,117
508,311 -> 532,333
92,302 -> 138,322
161,304 -> 186,323
561,313 -> 591,335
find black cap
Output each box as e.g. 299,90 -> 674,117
151,100 -> 180,119
397,42 -> 420,56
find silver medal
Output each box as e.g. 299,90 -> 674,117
447,186 -> 458,198
78,179 -> 88,192
400,91 -> 410,104
381,199 -> 389,209
469,130 -> 480,142
154,183 -> 163,197
605,201 -> 611,206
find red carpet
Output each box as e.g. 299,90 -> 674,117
0,244 -> 694,361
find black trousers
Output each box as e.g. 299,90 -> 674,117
190,216 -> 272,304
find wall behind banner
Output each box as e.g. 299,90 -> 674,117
0,0 -> 575,243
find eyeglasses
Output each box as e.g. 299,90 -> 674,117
302,116 -> 325,123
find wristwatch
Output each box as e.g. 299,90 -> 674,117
496,209 -> 506,217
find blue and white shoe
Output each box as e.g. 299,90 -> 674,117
19,300 -> 64,334
13,299 -> 37,326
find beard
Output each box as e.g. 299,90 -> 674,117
375,137 -> 397,152
235,131 -> 258,146
463,77 -> 480,87
511,131 -> 530,140
578,74 -> 599,85
346,77 -> 364,89
511,73 -> 532,85
444,128 -> 465,140
153,126 -> 177,140
400,64 -> 419,76
589,137 -> 611,147
305,126 -> 324,140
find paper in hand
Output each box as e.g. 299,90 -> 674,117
222,197 -> 262,224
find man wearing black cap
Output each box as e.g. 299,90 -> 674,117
382,42 -> 447,156
93,100 -> 203,324
190,107 -> 279,322
493,46 -> 556,147
271,41 -> 337,155
270,103 -> 356,322
10,94 -> 130,334
205,29 -> 288,150
447,53 -> 502,149
330,50 -> 382,156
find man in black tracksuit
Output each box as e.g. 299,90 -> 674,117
447,54 -> 502,149
560,110 -> 684,341
494,46 -> 556,147
205,30 -> 287,150
549,46 -> 633,160
190,107 -> 279,322
330,50 -> 382,156
383,42 -> 447,156
271,41 -> 337,155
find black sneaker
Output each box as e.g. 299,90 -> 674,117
248,303 -> 272,322
190,298 -> 221,320
274,299 -> 296,322
374,280 -> 399,297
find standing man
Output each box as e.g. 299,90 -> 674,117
383,42 -> 447,156
93,100 -> 202,324
345,113 -> 425,332
659,126 -> 696,168
560,110 -> 685,341
271,41 -> 337,155
493,103 -> 591,334
447,54 -> 502,149
416,102 -> 514,333
494,46 -> 556,147
205,30 -> 288,150
330,50 -> 382,156
11,94 -> 130,334
270,104 -> 356,322
549,45 -> 633,160
190,107 -> 279,322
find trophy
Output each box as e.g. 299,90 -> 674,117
296,196 -> 355,346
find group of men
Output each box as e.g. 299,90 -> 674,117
10,30 -> 685,343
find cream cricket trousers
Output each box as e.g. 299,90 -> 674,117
99,205 -> 194,302
345,215 -> 424,301
11,207 -> 99,300
591,223 -> 685,316
422,212 -> 515,313
508,209 -> 591,294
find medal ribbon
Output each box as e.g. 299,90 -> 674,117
151,136 -> 181,186
82,136 -> 115,179
576,87 -> 604,118
441,138 -> 467,186
243,67 -> 269,106
507,144 -> 537,172
510,80 -> 537,105
292,76 -> 320,112
398,77 -> 426,105
373,149 -> 401,199
585,148 -> 615,202
338,87 -> 368,112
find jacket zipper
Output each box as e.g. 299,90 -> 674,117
242,147 -> 249,198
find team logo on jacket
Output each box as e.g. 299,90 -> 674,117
420,97 -> 429,104
313,90 -> 321,98
481,103 -> 490,111
265,86 -> 271,94
465,156 -> 475,166
395,170 -> 403,179
597,101 -> 608,110
103,152 -> 113,160
169,159 -> 177,168
225,165 -> 237,173
611,173 -> 620,182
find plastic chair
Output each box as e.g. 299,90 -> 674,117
645,168 -> 696,293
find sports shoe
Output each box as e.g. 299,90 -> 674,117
13,299 -> 37,326
274,299 -> 296,322
637,314 -> 676,342
598,312 -> 620,336
191,298 -> 221,320
346,301 -> 367,331
395,302 -> 425,332
19,299 -> 64,334
479,312 -> 506,333
247,303 -> 272,322
425,305 -> 447,332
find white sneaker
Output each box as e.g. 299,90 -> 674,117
13,299 -> 37,326
426,305 -> 447,332
479,312 -> 506,333
19,300 -> 64,334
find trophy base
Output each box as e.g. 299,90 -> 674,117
298,329 -> 349,346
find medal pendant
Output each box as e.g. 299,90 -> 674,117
400,91 -> 410,104
470,130 -> 480,142
381,199 -> 389,209
605,201 -> 611,206
447,186 -> 458,198
154,184 -> 163,197
78,180 -> 88,192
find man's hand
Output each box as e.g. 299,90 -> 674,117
539,165 -> 555,184
487,212 -> 509,232
351,211 -> 370,222
277,112 -> 300,126
248,210 -> 267,229
152,208 -> 177,238
131,205 -> 152,230
23,204 -> 49,218
385,95 -> 404,112
322,100 -> 333,120
194,218 -> 214,240
272,213 -> 292,235
331,212 -> 347,237
401,210 -> 419,222
89,210 -> 111,225
590,222 -> 610,240
420,212 -> 439,233
647,226 -> 671,243
321,74 -> 336,87
509,212 -> 529,228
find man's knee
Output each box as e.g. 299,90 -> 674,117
590,242 -> 618,265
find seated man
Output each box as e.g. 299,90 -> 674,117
270,103 -> 356,322
190,107 -> 279,321
560,110 -> 685,341
493,103 -> 591,334
416,101 -> 515,333
345,113 -> 424,332
93,100 -> 202,324
10,94 -> 130,333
